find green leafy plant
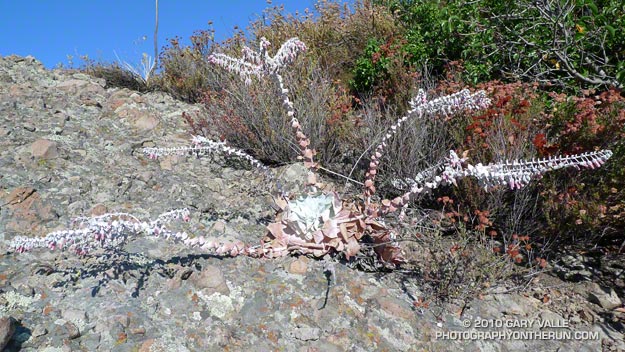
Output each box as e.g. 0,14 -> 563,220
376,0 -> 625,91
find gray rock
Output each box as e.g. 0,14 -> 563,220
64,321 -> 81,339
188,265 -> 230,295
31,138 -> 59,159
80,332 -> 102,351
587,283 -> 623,310
0,316 -> 16,351
289,324 -> 321,341
31,324 -> 48,337
239,291 -> 269,326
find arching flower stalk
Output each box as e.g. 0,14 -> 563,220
381,149 -> 613,218
9,209 -> 190,255
363,89 -> 491,212
208,37 -> 318,188
143,135 -> 282,195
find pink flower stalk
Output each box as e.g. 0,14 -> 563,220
207,37 -> 307,84
9,209 -> 190,255
453,149 -> 614,191
208,37 -> 317,188
364,89 -> 491,209
143,135 -> 281,195
381,149 -> 613,217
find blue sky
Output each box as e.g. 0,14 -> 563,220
0,1 -> 331,69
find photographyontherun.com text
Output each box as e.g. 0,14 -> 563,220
436,318 -> 599,341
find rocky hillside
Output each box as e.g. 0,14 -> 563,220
0,55 -> 623,351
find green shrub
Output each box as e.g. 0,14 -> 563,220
537,89 -> 625,250
375,0 -> 625,91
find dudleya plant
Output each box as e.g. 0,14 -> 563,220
8,37 -> 613,268
285,193 -> 340,236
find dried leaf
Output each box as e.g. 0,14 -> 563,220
267,222 -> 285,240
312,229 -> 324,244
366,219 -> 386,232
332,193 -> 342,211
345,236 -> 360,259
322,219 -> 339,238
274,197 -> 288,211
339,222 -> 349,242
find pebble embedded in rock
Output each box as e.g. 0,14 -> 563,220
64,321 -> 81,339
31,324 -> 48,338
287,256 -> 309,275
134,115 -> 160,131
31,138 -> 58,159
188,265 -> 230,295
